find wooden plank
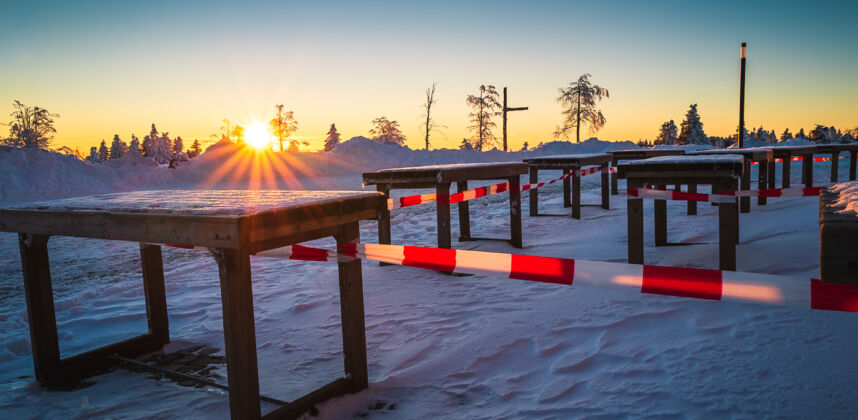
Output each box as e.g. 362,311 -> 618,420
335,223 -> 369,392
18,233 -> 61,385
654,185 -> 667,246
263,377 -> 352,420
782,151 -> 792,188
363,162 -> 528,185
740,160 -> 751,213
600,163 -> 610,209
436,183 -> 451,249
215,248 -> 261,420
376,185 -> 391,245
457,181 -> 471,241
627,180 -> 644,265
523,153 -> 612,167
562,168 -> 572,208
140,244 -> 169,346
57,333 -> 164,383
687,183 -> 697,215
571,172 -> 581,219
717,180 -> 738,271
830,151 -> 839,182
529,167 -> 539,217
802,153 -> 814,187
758,159 -> 768,206
509,176 -> 523,248
767,157 -> 776,188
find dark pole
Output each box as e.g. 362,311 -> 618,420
503,87 -> 508,152
738,42 -> 747,148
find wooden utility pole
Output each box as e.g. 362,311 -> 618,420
738,42 -> 747,148
502,87 -> 528,151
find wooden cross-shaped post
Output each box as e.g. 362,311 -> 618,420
503,87 -> 528,152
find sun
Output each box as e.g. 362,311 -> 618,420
245,122 -> 271,150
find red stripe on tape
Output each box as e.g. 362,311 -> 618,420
401,195 -> 423,207
449,192 -> 464,204
436,192 -> 450,206
810,278 -> 858,313
671,191 -> 710,202
802,187 -> 822,196
402,246 -> 456,272
627,188 -> 639,197
496,182 -> 509,193
642,265 -> 722,300
509,254 -> 574,285
290,244 -> 330,261
337,242 -> 358,258
474,187 -> 487,198
757,188 -> 783,197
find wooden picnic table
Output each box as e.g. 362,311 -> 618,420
617,155 -> 744,270
688,148 -> 774,213
609,149 -> 686,195
363,162 -> 528,249
815,143 -> 858,182
0,190 -> 384,420
522,153 -> 611,219
768,145 -> 817,188
819,184 -> 858,284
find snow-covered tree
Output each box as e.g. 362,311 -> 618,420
520,141 -> 529,151
127,135 -> 142,158
85,146 -> 101,164
465,84 -> 502,151
555,74 -> 609,143
188,139 -> 202,158
160,132 -> 173,152
109,134 -> 126,159
324,123 -> 341,152
369,116 -> 406,146
677,104 -> 707,145
2,100 -> 59,149
98,140 -> 110,161
655,120 -> 678,145
808,124 -> 829,143
796,128 -> 806,140
780,128 -> 792,142
269,105 -> 299,151
172,136 -> 184,155
459,137 -> 474,150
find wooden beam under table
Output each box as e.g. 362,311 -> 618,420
529,167 -> 539,217
335,223 -> 369,393
509,176 -> 523,248
571,171 -> 581,219
654,185 -> 667,247
740,160 -> 751,213
141,244 -> 169,346
782,151 -> 792,188
19,233 -> 61,385
687,183 -> 698,215
611,157 -> 620,195
562,168 -> 572,208
831,150 -> 839,182
626,180 -> 644,265
600,163 -> 610,210
850,151 -> 857,181
457,181 -> 471,241
436,183 -> 452,249
802,152 -> 814,187
758,159 -> 768,206
715,179 -> 738,271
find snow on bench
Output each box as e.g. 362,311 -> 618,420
820,181 -> 858,284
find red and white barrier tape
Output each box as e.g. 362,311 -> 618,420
157,241 -> 858,314
750,156 -> 846,165
627,185 -> 829,203
387,166 -> 617,210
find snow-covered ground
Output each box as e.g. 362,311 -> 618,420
1,140 -> 858,419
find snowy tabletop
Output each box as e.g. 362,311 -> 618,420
829,181 -> 858,216
523,153 -> 612,161
625,155 -> 744,165
374,162 -> 526,173
689,148 -> 773,158
4,190 -> 382,217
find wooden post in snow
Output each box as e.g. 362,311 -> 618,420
503,87 -> 528,152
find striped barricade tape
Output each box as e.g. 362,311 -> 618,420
627,185 -> 829,203
387,166 -> 617,210
750,156 -> 845,165
157,241 -> 858,314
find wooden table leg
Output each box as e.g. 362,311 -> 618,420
601,163 -> 610,209
509,176 -> 523,248
141,244 -> 169,346
562,168 -> 572,208
375,185 -> 391,245
571,170 -> 581,219
627,180 -> 644,264
654,185 -> 667,246
740,160 -> 751,213
802,153 -> 813,187
336,223 -> 368,393
782,153 -> 791,188
768,157 -> 776,189
611,158 -> 619,195
831,152 -> 839,182
215,248 -> 261,420
457,180 -> 471,241
758,159 -> 768,206
850,151 -> 857,181
687,183 -> 697,215
436,183 -> 451,249
529,167 -> 538,217
717,180 -> 738,271
19,233 -> 61,385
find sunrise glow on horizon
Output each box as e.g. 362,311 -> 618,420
1,1 -> 856,152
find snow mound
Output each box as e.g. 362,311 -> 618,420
830,181 -> 858,215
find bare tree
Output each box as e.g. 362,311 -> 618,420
421,82 -> 444,150
2,100 -> 59,149
465,84 -> 502,151
269,104 -> 299,151
555,74 -> 609,143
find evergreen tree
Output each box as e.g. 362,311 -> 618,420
109,134 -> 125,159
128,135 -> 142,157
808,124 -> 829,143
369,116 -> 406,145
780,128 -> 792,142
655,120 -> 678,145
324,123 -> 341,152
98,139 -> 110,161
172,136 -> 184,155
796,128 -> 806,139
465,84 -> 502,151
188,139 -> 202,158
86,146 -> 101,164
677,104 -> 707,145
160,132 -> 173,151
520,141 -> 529,151
555,74 -> 609,143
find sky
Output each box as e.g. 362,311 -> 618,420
1,0 -> 857,152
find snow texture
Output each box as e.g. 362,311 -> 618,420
625,155 -> 744,165
830,181 -> 858,215
1,138 -> 857,419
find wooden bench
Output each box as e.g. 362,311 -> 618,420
815,143 -> 858,182
688,148 -> 773,212
522,153 -> 611,219
0,190 -> 384,420
609,149 -> 686,195
618,155 -> 743,270
363,162 -> 527,249
820,182 -> 858,284
769,145 -> 817,188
